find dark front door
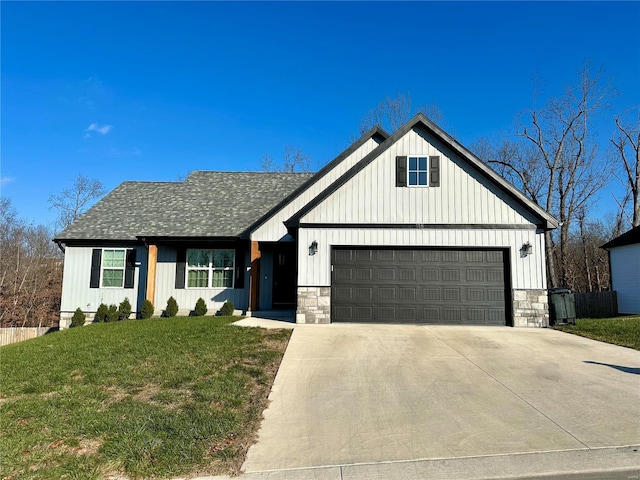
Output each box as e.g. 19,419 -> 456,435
272,243 -> 297,309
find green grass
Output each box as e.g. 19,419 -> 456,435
0,316 -> 291,479
554,316 -> 640,350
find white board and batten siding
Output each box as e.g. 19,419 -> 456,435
296,127 -> 547,292
251,137 -> 381,242
297,228 -> 547,290
301,129 -> 540,226
154,246 -> 249,313
60,245 -> 147,317
610,244 -> 640,314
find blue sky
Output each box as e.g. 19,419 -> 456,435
2,1 -> 639,229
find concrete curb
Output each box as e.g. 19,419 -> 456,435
185,445 -> 640,479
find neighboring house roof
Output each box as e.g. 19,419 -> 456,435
285,113 -> 559,230
601,225 -> 640,249
54,172 -> 314,242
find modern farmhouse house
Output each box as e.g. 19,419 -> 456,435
55,114 -> 558,327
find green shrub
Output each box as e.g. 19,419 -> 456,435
195,298 -> 207,317
118,297 -> 132,321
106,304 -> 119,323
94,303 -> 109,323
165,297 -> 178,317
71,308 -> 86,327
219,300 -> 235,317
141,299 -> 154,319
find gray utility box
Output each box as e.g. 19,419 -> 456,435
548,288 -> 576,325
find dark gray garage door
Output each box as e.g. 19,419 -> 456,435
331,248 -> 508,325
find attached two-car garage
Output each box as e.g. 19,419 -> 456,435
331,247 -> 510,325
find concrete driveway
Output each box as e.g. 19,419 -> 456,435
243,324 -> 640,474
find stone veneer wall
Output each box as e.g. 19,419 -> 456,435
513,289 -> 549,327
296,287 -> 331,324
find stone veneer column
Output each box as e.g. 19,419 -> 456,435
296,287 -> 331,324
512,289 -> 549,327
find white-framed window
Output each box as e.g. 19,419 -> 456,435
101,248 -> 126,287
408,156 -> 428,186
186,249 -> 234,288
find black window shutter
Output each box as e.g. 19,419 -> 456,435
429,156 -> 440,187
396,156 -> 407,187
124,249 -> 136,288
90,249 -> 102,288
234,249 -> 244,289
175,248 -> 186,289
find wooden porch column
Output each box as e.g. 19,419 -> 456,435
146,244 -> 158,305
249,241 -> 261,311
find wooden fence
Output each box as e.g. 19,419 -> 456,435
574,291 -> 618,319
0,327 -> 53,347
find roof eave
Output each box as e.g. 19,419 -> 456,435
286,114 -> 559,230
241,126 -> 390,237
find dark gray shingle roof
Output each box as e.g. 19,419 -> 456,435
55,171 -> 314,241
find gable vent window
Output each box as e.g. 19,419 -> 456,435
186,249 -> 234,288
396,155 -> 440,187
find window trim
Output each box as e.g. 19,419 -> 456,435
407,156 -> 429,187
185,248 -> 235,289
100,248 -> 127,288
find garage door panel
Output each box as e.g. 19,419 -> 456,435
442,270 -> 460,282
377,250 -> 395,262
443,288 -> 460,301
354,306 -> 373,319
378,306 -> 396,320
378,268 -> 396,280
398,307 -> 417,320
398,287 -> 416,300
379,287 -> 395,299
422,269 -> 439,281
422,288 -> 440,300
355,287 -> 372,300
355,268 -> 372,280
398,269 -> 415,281
487,269 -> 504,282
332,248 -> 508,325
466,269 -> 485,282
334,286 -> 352,300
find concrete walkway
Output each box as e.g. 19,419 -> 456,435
239,324 -> 639,477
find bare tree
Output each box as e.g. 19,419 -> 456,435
0,198 -> 62,327
260,146 -> 312,173
511,63 -> 615,287
610,109 -> 640,227
473,136 -> 547,206
358,92 -> 444,134
563,212 -> 610,293
48,174 -> 106,231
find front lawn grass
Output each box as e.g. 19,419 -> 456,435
554,316 -> 640,350
0,316 -> 291,479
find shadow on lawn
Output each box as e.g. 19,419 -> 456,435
584,361 -> 640,375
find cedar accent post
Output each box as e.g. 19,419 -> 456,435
146,245 -> 158,304
249,241 -> 261,311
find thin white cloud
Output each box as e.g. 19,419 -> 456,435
85,123 -> 113,135
1,176 -> 15,187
